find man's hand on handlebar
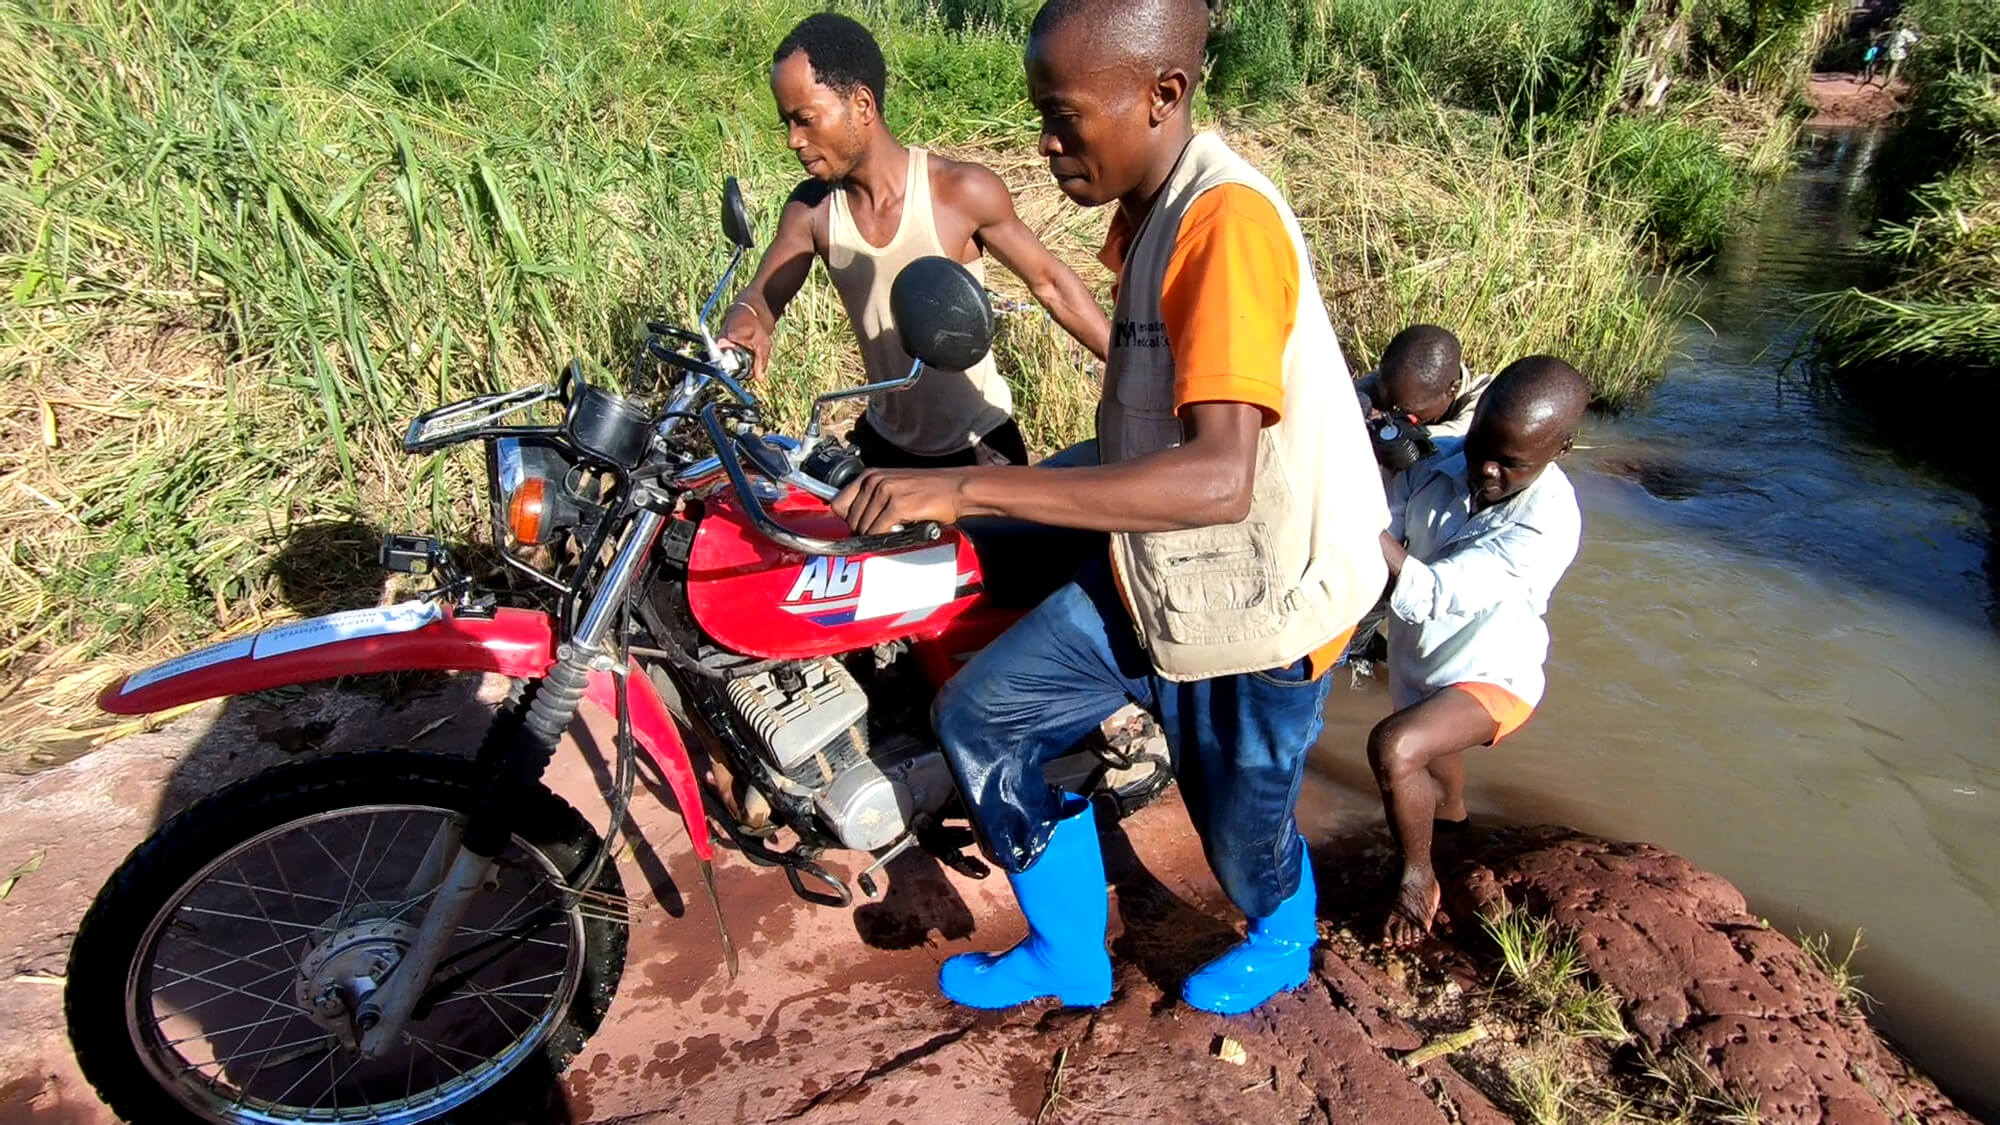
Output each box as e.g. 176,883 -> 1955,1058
833,468 -> 970,535
716,302 -> 772,381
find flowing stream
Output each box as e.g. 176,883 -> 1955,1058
1314,125 -> 2000,1116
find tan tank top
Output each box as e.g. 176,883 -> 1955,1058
826,148 -> 1012,457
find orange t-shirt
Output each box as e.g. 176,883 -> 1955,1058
1101,184 -> 1349,679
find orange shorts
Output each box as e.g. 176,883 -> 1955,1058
1449,682 -> 1534,744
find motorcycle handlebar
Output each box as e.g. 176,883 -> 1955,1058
696,403 -> 942,557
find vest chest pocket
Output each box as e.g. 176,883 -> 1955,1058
1105,361 -> 1181,460
1135,522 -> 1285,644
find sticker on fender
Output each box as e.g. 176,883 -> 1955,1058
120,602 -> 446,696
249,601 -> 444,660
121,637 -> 256,695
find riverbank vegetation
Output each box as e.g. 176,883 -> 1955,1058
0,0 -> 1835,747
1812,0 -> 2000,423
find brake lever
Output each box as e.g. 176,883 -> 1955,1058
648,337 -> 756,405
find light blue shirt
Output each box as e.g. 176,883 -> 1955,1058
1384,453 -> 1582,709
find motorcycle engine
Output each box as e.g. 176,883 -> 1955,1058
725,657 -> 954,851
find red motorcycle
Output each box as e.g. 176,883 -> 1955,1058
64,180 -> 1169,1124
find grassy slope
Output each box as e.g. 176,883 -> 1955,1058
0,0 -> 1807,745
1812,0 -> 2000,407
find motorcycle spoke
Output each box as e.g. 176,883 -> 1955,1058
153,957 -> 295,1012
311,1050 -> 367,1113
121,798 -> 594,1121
164,1009 -> 304,1048
301,824 -> 366,914
357,811 -> 419,898
406,1032 -> 492,1067
382,888 -> 439,925
232,860 -> 317,964
229,1007 -> 302,1110
477,887 -> 542,936
340,815 -> 380,917
464,982 -> 523,1031
433,978 -> 545,1025
264,1038 -> 344,1108
193,1032 -> 339,1074
153,934 -> 296,989
452,923 -> 570,951
405,1034 -> 475,1091
207,878 -> 346,911
175,904 -> 325,933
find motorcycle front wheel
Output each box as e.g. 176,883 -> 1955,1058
65,751 -> 626,1125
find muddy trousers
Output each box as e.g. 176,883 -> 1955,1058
932,558 -> 1333,918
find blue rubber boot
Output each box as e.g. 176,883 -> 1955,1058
940,800 -> 1112,1009
1181,857 -> 1319,1015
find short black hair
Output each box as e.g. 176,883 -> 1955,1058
1378,324 -> 1462,398
1030,0 -> 1209,79
774,13 -> 887,110
1484,355 -> 1589,436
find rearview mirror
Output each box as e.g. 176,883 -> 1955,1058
889,256 -> 994,372
722,177 -> 755,250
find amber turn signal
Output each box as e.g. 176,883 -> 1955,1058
508,477 -> 550,544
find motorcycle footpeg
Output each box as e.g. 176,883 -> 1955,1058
918,824 -> 991,881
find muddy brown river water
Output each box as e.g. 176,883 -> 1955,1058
1317,125 -> 2000,1117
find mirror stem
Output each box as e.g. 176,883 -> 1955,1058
805,358 -> 925,446
697,244 -> 749,354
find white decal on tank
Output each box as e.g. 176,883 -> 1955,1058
855,545 -> 959,621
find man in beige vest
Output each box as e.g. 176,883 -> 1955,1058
718,13 -> 1109,468
833,0 -> 1387,1015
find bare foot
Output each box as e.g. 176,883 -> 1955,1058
1381,867 -> 1444,948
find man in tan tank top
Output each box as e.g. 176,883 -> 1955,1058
717,13 -> 1109,468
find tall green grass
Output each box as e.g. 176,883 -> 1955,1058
0,0 -> 1708,744
1812,38 -> 2000,416
1209,0 -> 1841,262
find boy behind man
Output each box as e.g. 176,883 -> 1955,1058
720,13 -> 1109,468
1369,357 -> 1587,945
834,0 -> 1387,1015
1361,324 -> 1494,446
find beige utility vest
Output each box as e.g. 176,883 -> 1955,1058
1100,133 -> 1389,681
826,148 -> 1013,456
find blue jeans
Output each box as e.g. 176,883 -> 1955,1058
932,558 -> 1333,918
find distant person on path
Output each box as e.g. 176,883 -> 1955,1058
719,13 -> 1110,469
1884,25 -> 1921,87
1369,357 -> 1586,946
832,0 -> 1387,1015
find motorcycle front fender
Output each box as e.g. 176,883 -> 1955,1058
98,602 -> 713,860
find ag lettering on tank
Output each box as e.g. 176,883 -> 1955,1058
784,555 -> 862,602
779,545 -> 960,624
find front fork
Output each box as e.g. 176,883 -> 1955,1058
357,509 -> 667,1057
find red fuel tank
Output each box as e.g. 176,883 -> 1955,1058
683,489 -> 997,661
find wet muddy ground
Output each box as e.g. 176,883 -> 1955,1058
0,680 -> 1976,1124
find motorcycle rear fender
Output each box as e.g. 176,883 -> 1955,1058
97,603 -> 713,860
